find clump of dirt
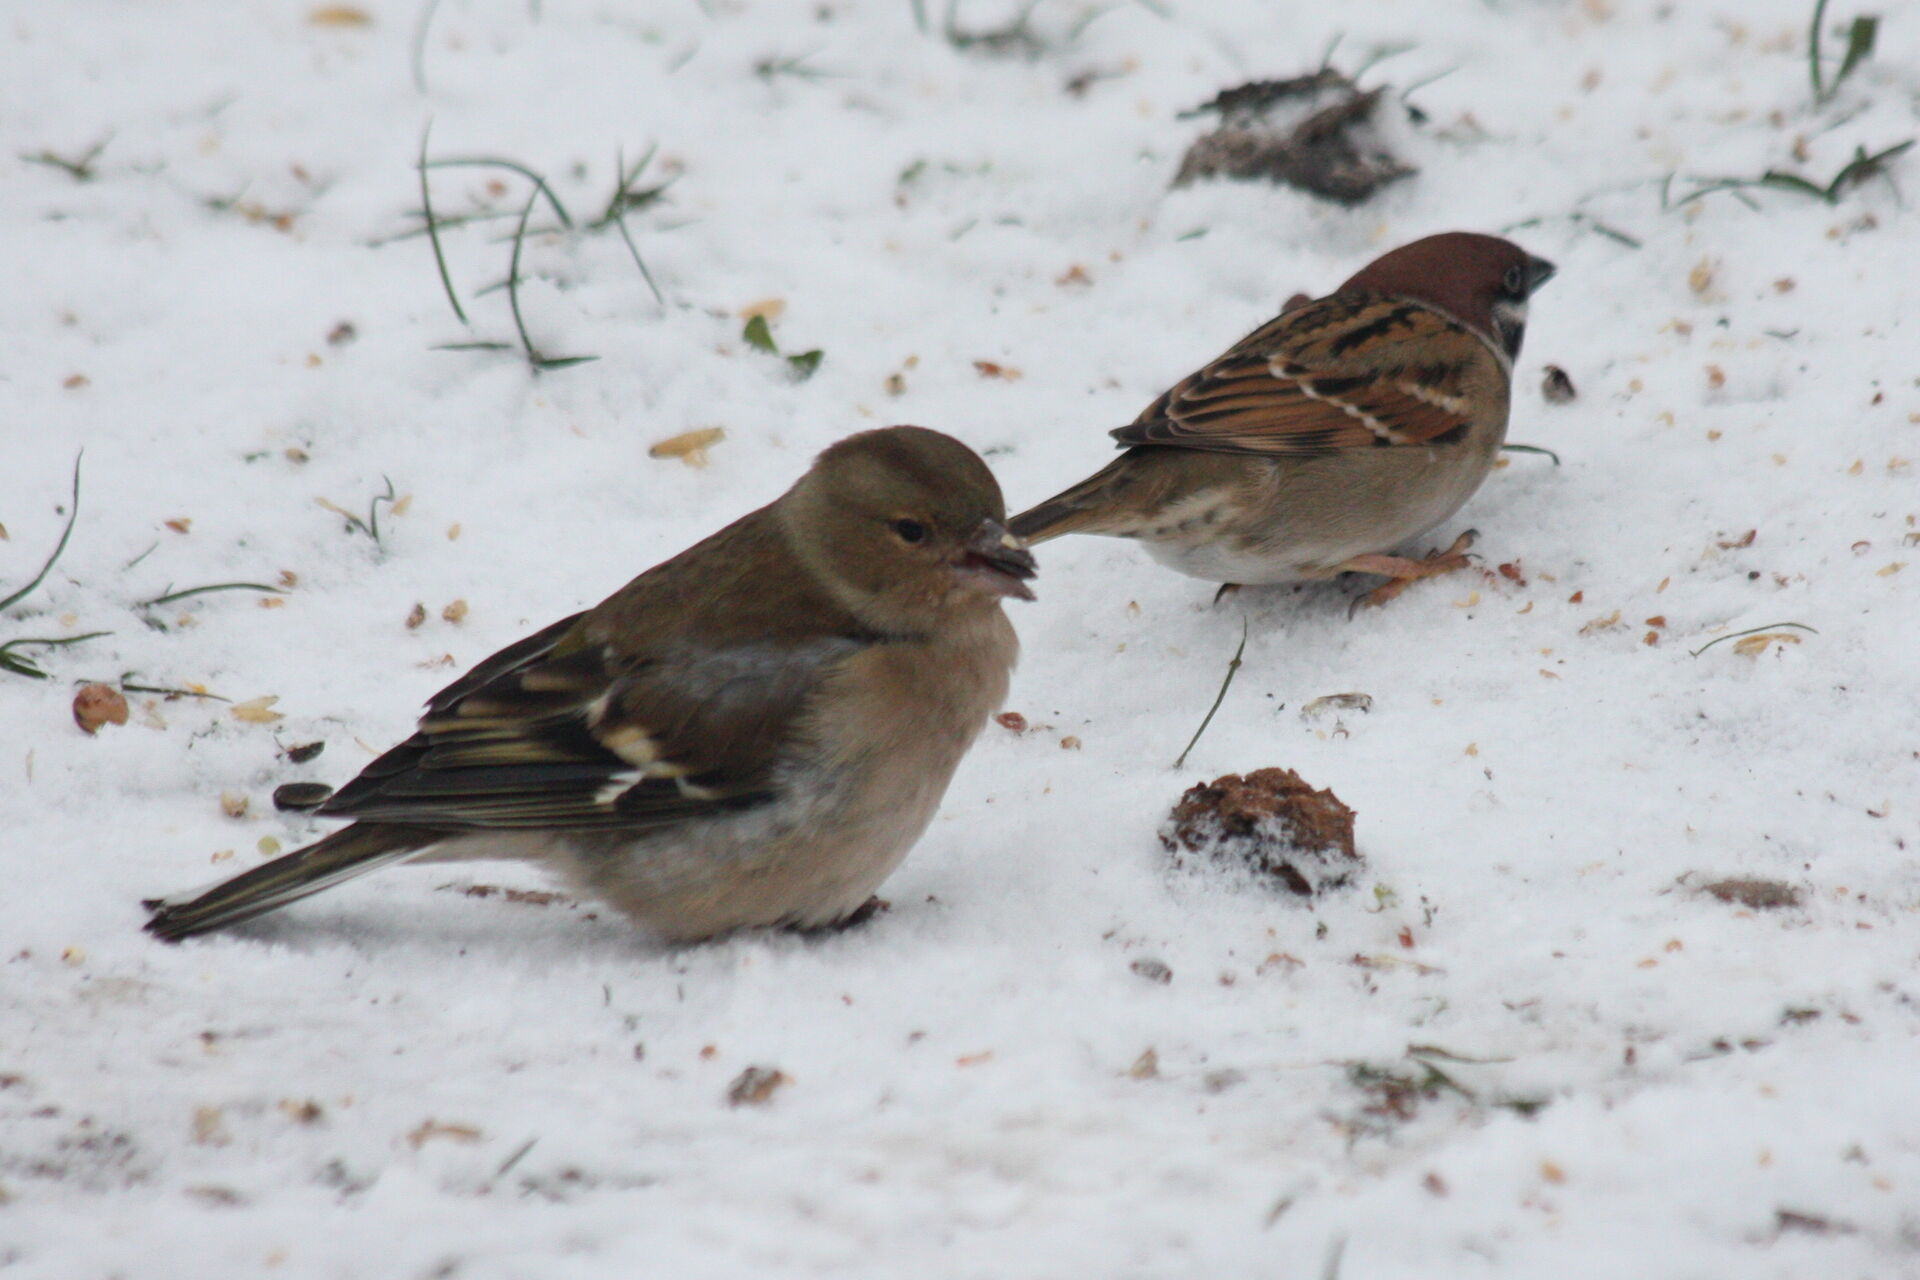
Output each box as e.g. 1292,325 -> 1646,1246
1699,877 -> 1802,910
1172,70 -> 1415,204
1161,767 -> 1359,897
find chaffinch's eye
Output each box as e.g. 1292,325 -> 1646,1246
891,518 -> 928,544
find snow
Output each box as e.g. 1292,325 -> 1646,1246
4,0 -> 1919,1275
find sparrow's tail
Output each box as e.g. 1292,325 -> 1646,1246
1008,456 -> 1137,544
143,823 -> 436,942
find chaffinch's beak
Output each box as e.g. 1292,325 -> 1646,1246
953,519 -> 1038,601
1525,255 -> 1557,295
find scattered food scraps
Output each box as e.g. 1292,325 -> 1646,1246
406,1120 -> 482,1148
1173,70 -> 1414,204
273,782 -> 334,812
650,427 -> 726,467
72,683 -> 129,734
1300,692 -> 1372,720
1161,767 -> 1360,897
1699,878 -> 1802,910
1129,957 -> 1173,985
1541,365 -> 1577,403
726,1066 -> 788,1107
230,696 -> 284,724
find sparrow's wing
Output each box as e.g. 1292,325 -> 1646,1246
319,520 -> 873,832
1112,296 -> 1493,457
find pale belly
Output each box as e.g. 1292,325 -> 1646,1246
1135,444 -> 1500,585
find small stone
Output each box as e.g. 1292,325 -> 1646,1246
1541,365 -> 1577,403
219,791 -> 249,819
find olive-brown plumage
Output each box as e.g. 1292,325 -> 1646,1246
1011,232 -> 1555,603
145,427 -> 1036,944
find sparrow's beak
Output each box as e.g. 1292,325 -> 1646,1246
1525,255 -> 1557,294
953,519 -> 1038,601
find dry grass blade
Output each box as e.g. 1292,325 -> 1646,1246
1689,621 -> 1818,658
1173,617 -> 1248,770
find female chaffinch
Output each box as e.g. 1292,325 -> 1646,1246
146,427 -> 1036,944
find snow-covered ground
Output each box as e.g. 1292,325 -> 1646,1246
5,1 -> 1919,1275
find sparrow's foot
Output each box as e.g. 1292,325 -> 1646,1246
1341,530 -> 1479,612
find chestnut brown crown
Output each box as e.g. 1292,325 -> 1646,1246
1340,231 -> 1556,361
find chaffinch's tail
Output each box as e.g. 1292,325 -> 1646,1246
143,824 -> 432,942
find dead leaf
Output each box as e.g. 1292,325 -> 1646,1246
407,1119 -> 482,1148
650,427 -> 726,467
972,360 -> 1022,380
1688,257 -> 1716,297
309,6 -> 372,26
230,696 -> 284,724
441,599 -> 468,623
1732,633 -> 1802,656
738,298 -> 786,321
72,683 -> 129,734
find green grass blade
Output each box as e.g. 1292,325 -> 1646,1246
1,452 -> 84,614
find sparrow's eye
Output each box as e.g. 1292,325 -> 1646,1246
1503,264 -> 1526,295
890,518 -> 928,544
